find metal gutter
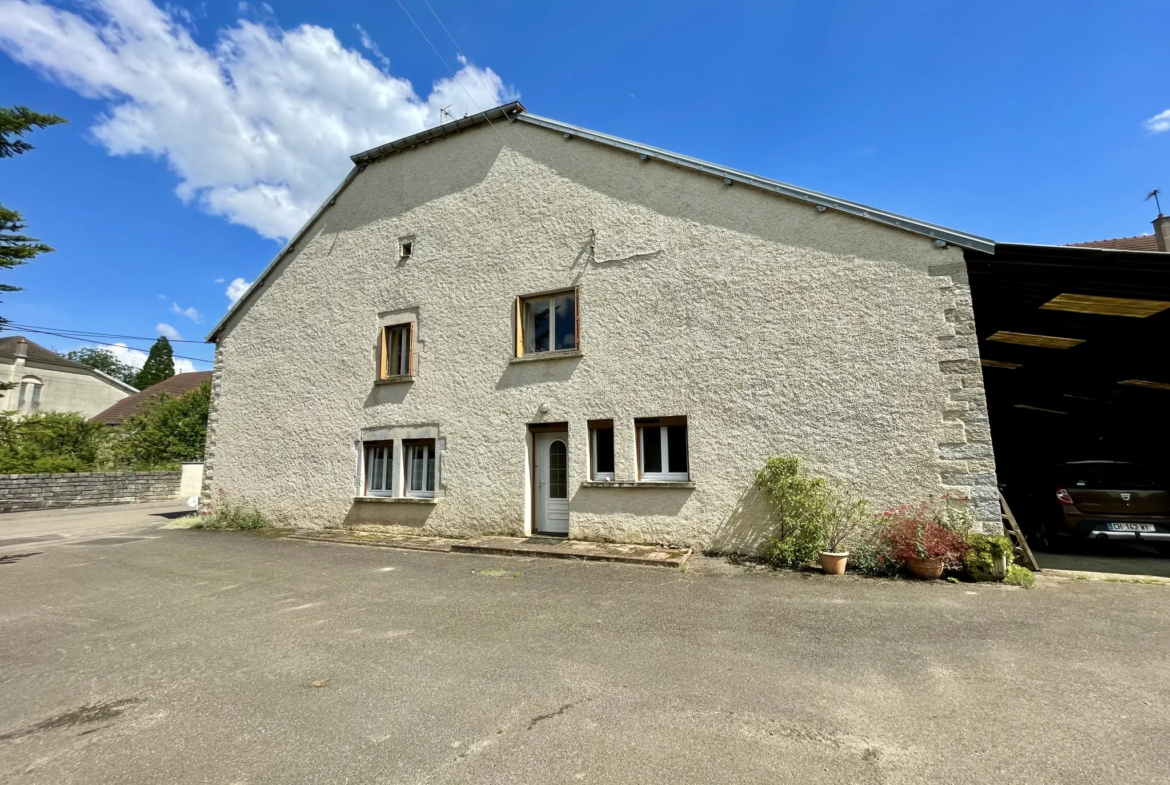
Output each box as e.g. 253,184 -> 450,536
515,113 -> 995,254
209,102 -> 997,340
350,102 -> 526,165
208,103 -> 528,341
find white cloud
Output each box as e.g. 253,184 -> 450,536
156,322 -> 182,339
157,294 -> 167,300
226,277 -> 252,305
1146,109 -> 1170,134
81,342 -> 198,375
354,24 -> 388,72
171,302 -> 203,323
102,342 -> 149,369
214,277 -> 225,283
0,0 -> 517,240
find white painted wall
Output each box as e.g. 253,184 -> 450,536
1,357 -> 133,419
205,121 -> 997,549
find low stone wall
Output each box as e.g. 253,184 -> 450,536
0,472 -> 182,514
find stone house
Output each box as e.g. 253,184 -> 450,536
202,103 -> 999,550
0,336 -> 136,419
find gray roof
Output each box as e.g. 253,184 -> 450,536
208,102 -> 994,340
0,335 -> 138,393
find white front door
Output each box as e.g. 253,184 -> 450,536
534,432 -> 570,535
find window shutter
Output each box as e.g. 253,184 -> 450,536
408,322 -> 417,377
377,327 -> 387,380
514,296 -> 524,357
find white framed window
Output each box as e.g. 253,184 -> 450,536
364,442 -> 394,496
405,440 -> 436,498
379,323 -> 415,379
514,289 -> 578,357
637,417 -> 689,481
589,419 -> 615,481
18,377 -> 43,408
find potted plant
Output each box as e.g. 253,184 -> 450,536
817,492 -> 868,575
877,503 -> 968,579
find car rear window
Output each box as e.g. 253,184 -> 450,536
1058,463 -> 1167,489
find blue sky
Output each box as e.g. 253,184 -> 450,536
1,0 -> 1167,372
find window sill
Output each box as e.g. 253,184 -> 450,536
580,481 -> 695,489
510,350 -> 583,364
353,495 -> 438,504
374,375 -> 415,386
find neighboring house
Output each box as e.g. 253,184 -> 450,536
202,103 -> 1001,550
0,336 -> 137,419
1065,214 -> 1170,252
91,371 -> 213,425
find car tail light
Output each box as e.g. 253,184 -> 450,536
1056,488 -> 1075,506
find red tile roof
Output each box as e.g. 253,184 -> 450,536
1065,234 -> 1162,252
90,371 -> 212,424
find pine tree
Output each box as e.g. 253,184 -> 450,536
135,336 -> 176,389
1,106 -> 66,391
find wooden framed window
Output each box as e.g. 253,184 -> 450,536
514,288 -> 578,357
364,442 -> 394,496
636,417 -> 689,482
589,419 -> 615,481
379,323 -> 415,379
404,439 -> 436,498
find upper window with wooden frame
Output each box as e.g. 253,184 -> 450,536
514,288 -> 578,357
636,416 -> 689,482
378,322 -> 415,380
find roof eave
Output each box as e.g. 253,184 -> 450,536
514,113 -> 995,254
350,102 -> 526,165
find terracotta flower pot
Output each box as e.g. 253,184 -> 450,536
819,552 -> 849,575
906,556 -> 945,580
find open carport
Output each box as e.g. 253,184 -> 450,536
965,239 -> 1170,575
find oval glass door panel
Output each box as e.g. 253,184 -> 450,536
549,440 -> 568,498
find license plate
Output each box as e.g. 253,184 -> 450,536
1107,523 -> 1156,532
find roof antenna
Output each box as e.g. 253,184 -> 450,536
438,105 -> 455,124
1145,188 -> 1162,216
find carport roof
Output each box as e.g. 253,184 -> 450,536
964,241 -> 1170,465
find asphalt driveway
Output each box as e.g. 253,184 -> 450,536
1,519 -> 1168,784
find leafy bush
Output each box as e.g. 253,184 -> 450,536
0,411 -> 107,472
1004,564 -> 1035,588
963,533 -> 1014,579
109,381 -> 209,469
755,457 -> 827,567
875,503 -> 969,566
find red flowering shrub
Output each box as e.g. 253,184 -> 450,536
875,503 -> 968,566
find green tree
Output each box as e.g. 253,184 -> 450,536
0,411 -> 107,473
66,347 -> 140,387
135,336 -> 176,389
1,106 -> 67,391
113,381 -> 210,468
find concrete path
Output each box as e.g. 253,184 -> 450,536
287,529 -> 691,567
1,523 -> 1168,784
0,502 -> 191,549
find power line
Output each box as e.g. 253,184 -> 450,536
3,326 -> 213,365
394,0 -> 513,150
419,0 -> 549,168
3,322 -> 211,344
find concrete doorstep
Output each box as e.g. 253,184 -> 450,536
283,529 -> 691,567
